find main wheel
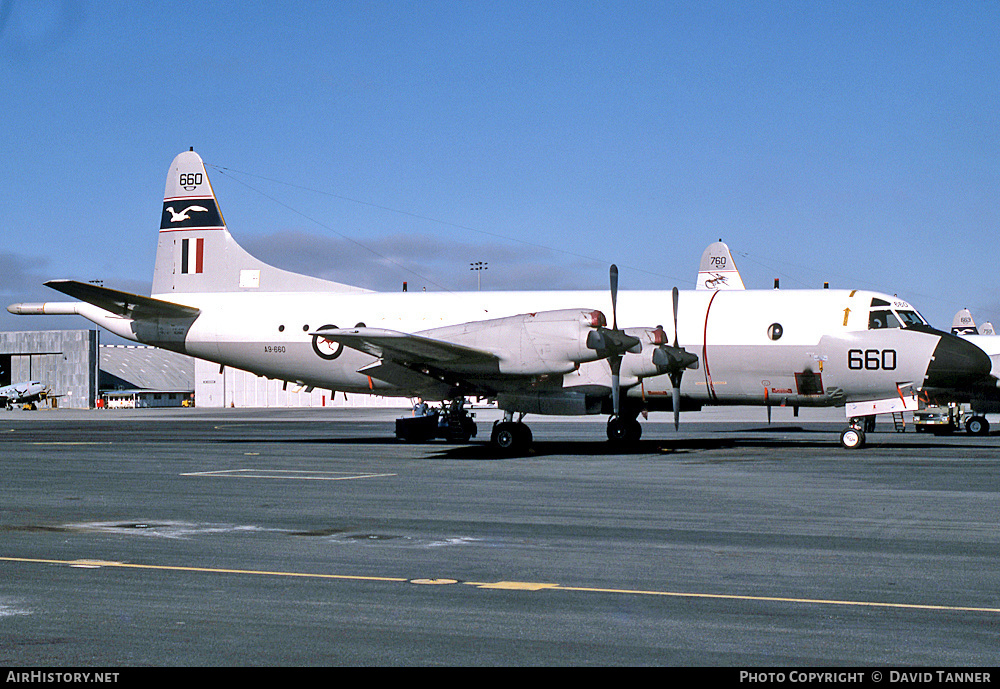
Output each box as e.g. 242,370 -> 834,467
607,417 -> 641,444
966,416 -> 990,436
491,421 -> 531,453
840,427 -> 866,450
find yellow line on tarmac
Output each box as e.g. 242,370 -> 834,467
0,556 -> 406,584
551,584 -> 1000,614
3,555 -> 1000,614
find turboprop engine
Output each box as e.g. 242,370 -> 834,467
618,326 -> 699,381
423,308 -> 610,376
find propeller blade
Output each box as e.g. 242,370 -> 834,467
610,264 -> 619,330
612,373 -> 621,416
672,286 -> 680,348
672,385 -> 680,431
669,286 -> 688,431
610,354 -> 622,417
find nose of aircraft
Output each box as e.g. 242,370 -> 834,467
923,331 -> 994,392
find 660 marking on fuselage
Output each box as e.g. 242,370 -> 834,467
847,348 -> 896,371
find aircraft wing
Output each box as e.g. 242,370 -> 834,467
311,327 -> 500,366
44,280 -> 201,320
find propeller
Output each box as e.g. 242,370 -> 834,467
652,286 -> 699,430
588,266 -> 698,430
586,265 -> 641,418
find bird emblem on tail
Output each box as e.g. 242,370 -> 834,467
165,205 -> 209,222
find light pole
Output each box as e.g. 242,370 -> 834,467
470,261 -> 488,291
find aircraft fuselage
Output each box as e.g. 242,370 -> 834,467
113,286 -> 964,414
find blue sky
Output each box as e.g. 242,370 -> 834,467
1,1 -> 998,334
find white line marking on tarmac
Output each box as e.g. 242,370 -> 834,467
181,468 -> 396,481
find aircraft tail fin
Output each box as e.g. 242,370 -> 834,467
152,149 -> 368,296
951,308 -> 979,335
696,240 -> 746,291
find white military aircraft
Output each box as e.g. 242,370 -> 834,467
8,150 -> 996,450
0,381 -> 50,410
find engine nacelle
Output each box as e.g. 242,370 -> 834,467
497,390 -> 604,415
619,327 -> 671,381
424,308 -> 608,376
615,326 -> 700,383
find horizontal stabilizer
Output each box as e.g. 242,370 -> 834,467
45,280 -> 200,320
311,327 -> 499,366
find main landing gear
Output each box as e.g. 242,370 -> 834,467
607,414 -> 642,444
491,411 -> 532,453
490,411 -> 644,453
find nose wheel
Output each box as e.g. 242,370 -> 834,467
840,426 -> 866,450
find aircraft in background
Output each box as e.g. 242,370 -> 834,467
696,240 -> 746,291
8,150 -> 996,450
952,308 -> 980,335
951,309 -> 997,338
949,309 -> 1000,428
0,381 -> 51,410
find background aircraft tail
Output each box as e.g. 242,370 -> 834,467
951,308 -> 979,335
696,240 -> 746,291
152,149 -> 367,296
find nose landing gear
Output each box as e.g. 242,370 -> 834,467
840,426 -> 866,449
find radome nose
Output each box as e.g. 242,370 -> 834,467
923,332 -> 993,391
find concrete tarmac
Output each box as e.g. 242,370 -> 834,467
1,406 -> 999,666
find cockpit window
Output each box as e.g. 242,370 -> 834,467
869,310 -> 901,329
869,309 -> 928,330
896,310 -> 926,327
